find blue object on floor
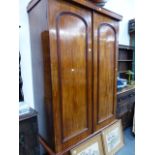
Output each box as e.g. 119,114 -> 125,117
115,127 -> 135,155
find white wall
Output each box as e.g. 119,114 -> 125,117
19,0 -> 33,108
105,0 -> 135,45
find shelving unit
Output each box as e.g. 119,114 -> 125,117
116,19 -> 135,130
129,19 -> 135,80
117,46 -> 135,129
118,44 -> 134,80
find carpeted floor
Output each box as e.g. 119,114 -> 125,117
115,127 -> 135,155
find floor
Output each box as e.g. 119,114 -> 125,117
115,127 -> 135,155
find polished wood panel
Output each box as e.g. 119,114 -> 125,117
93,12 -> 118,131
57,12 -> 88,142
42,31 -> 55,150
48,0 -> 92,152
97,24 -> 115,122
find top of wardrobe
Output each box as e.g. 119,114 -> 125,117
27,0 -> 123,21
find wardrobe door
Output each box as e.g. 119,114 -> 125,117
48,0 -> 93,152
93,12 -> 118,131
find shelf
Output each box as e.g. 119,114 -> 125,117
117,85 -> 135,95
118,60 -> 133,62
119,44 -> 134,50
118,71 -> 127,73
118,44 -> 134,80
